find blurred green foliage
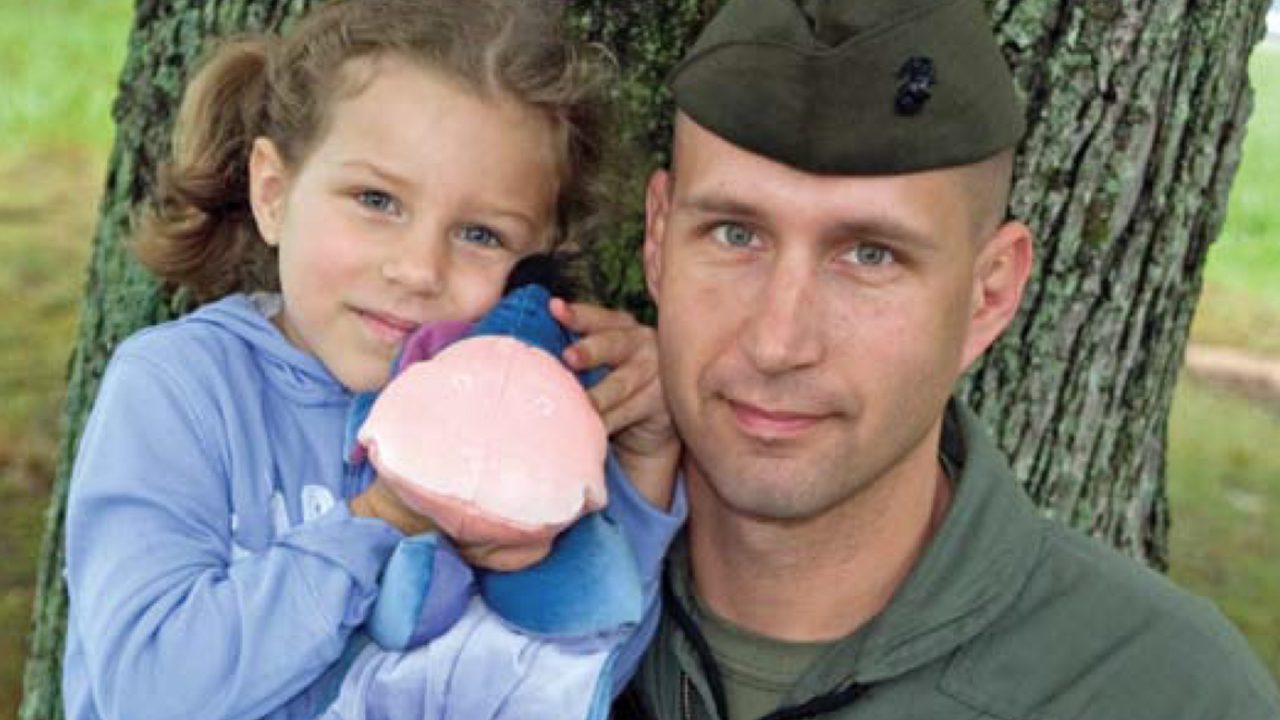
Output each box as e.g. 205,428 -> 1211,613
0,0 -> 135,161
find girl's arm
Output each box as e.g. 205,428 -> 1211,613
553,299 -> 688,689
64,341 -> 402,720
551,298 -> 682,512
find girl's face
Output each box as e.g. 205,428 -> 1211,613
249,56 -> 560,391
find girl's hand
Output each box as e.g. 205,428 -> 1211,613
349,476 -> 438,536
455,539 -> 554,573
352,477 -> 553,571
551,298 -> 681,511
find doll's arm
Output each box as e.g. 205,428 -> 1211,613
365,534 -> 475,650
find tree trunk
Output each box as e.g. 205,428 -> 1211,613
964,0 -> 1269,565
20,0 -> 1271,717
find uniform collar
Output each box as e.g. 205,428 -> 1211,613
819,401 -> 1046,684
666,400 -> 1047,698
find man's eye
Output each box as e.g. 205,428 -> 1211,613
355,189 -> 399,215
712,223 -> 757,248
457,225 -> 503,248
845,244 -> 895,267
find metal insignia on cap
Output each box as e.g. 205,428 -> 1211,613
894,56 -> 936,116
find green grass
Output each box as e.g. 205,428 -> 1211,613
0,133 -> 109,720
1167,44 -> 1280,684
0,484 -> 49,716
1168,376 -> 1280,680
0,0 -> 132,471
1191,45 -> 1280,355
0,0 -> 135,162
0,0 -> 134,713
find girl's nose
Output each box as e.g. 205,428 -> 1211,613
382,233 -> 447,295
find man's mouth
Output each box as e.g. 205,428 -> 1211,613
726,398 -> 827,440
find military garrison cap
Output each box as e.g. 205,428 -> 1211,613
671,0 -> 1025,174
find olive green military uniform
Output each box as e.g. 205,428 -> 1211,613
614,0 -> 1280,717
619,403 -> 1280,719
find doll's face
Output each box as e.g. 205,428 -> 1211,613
359,335 -> 608,546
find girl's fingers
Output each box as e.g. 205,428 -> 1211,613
550,298 -> 640,335
458,540 -> 552,572
548,297 -> 668,438
566,324 -> 656,374
589,361 -> 651,427
596,383 -> 662,435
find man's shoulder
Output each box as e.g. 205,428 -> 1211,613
942,519 -> 1279,719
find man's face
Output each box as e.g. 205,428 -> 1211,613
644,115 -> 1029,523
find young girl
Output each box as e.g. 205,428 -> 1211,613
61,1 -> 683,719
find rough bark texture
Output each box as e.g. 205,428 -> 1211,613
965,0 -> 1269,565
19,0 -> 1271,716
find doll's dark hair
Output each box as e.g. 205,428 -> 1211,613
137,0 -> 621,301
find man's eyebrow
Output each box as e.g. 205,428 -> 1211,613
827,216 -> 938,250
674,193 -> 763,220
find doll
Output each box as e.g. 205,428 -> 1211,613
324,256 -> 667,720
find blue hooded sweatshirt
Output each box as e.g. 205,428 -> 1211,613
62,294 -> 684,720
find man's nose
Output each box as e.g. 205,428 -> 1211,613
382,229 -> 447,295
739,258 -> 823,375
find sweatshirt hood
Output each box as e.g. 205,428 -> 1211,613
186,293 -> 352,407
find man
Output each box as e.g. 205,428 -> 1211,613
615,0 -> 1280,718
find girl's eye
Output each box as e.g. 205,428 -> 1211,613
845,243 -> 895,267
457,225 -> 503,248
711,222 -> 758,248
355,189 -> 400,216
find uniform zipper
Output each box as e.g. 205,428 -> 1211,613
682,673 -> 694,720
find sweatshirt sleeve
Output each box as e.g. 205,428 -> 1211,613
322,602 -> 619,720
64,350 -> 403,720
601,451 -> 688,693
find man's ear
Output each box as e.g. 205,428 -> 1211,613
642,169 -> 672,303
961,220 -> 1033,369
249,137 -> 289,247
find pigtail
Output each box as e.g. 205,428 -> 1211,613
135,38 -> 279,301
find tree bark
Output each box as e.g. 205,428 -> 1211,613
20,0 -> 1271,717
964,0 -> 1268,565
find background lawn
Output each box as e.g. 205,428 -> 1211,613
0,0 -> 135,713
0,1 -> 1277,715
1169,44 -> 1280,679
